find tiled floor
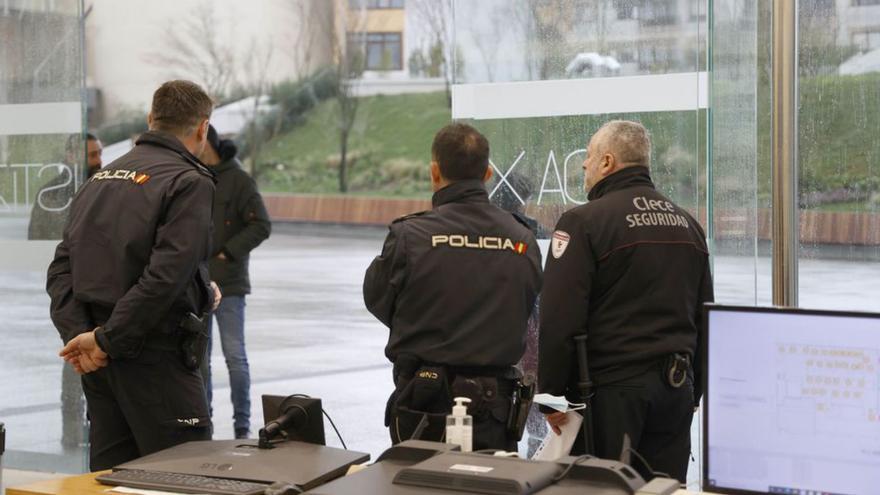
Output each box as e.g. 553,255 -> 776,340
2,223 -> 879,489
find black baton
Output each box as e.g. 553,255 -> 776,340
574,334 -> 595,455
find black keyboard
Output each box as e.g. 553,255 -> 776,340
97,469 -> 270,495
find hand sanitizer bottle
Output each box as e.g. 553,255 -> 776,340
446,397 -> 473,452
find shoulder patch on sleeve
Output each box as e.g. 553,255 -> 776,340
551,230 -> 571,259
391,210 -> 428,224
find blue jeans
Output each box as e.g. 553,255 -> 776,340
203,295 -> 251,432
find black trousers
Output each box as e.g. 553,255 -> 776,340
571,369 -> 694,483
389,403 -> 516,452
81,347 -> 212,471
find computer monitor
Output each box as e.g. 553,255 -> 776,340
262,394 -> 325,445
702,305 -> 880,495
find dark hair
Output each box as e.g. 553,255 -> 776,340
493,172 -> 533,212
65,132 -> 99,155
150,80 -> 213,135
431,123 -> 490,181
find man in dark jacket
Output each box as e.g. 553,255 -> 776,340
28,132 -> 103,241
26,132 -> 103,452
48,80 -> 218,470
199,125 -> 271,439
364,123 -> 543,451
539,120 -> 713,482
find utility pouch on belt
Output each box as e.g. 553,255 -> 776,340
179,312 -> 209,371
389,363 -> 452,442
664,353 -> 690,389
401,365 -> 451,414
451,376 -> 493,418
507,375 -> 536,440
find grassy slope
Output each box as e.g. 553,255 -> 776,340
260,75 -> 880,211
260,91 -> 450,196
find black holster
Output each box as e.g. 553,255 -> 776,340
179,312 -> 209,371
663,353 -> 692,389
506,374 -> 536,441
387,355 -> 452,443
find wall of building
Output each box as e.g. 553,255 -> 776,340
84,0 -> 332,122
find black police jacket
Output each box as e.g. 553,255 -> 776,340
27,166 -> 76,241
364,179 -> 543,369
207,157 -> 271,296
46,131 -> 216,360
538,166 -> 714,403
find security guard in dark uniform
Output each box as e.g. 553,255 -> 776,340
364,123 -> 543,451
539,120 -> 713,482
48,81 -> 218,471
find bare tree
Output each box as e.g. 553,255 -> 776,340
290,0 -> 364,193
144,0 -> 236,99
236,40 -> 276,181
506,0 -> 585,80
472,3 -> 507,82
411,0 -> 454,106
282,0 -> 330,83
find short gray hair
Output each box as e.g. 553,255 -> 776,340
593,120 -> 651,167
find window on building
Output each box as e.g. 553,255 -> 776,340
852,29 -> 880,50
614,0 -> 636,20
349,32 -> 403,70
640,0 -> 678,26
689,0 -> 706,21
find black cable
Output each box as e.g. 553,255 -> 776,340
321,407 -> 347,450
410,414 -> 429,441
552,454 -> 592,482
623,447 -> 672,480
283,393 -> 348,450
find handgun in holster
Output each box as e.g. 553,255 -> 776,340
664,353 -> 691,389
179,312 -> 209,371
506,374 -> 536,440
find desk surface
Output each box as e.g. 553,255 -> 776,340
6,471 -> 107,495
6,471 -> 708,495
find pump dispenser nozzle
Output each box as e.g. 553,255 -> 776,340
446,396 -> 473,452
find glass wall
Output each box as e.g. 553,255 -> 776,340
0,0 -> 88,473
452,0 -> 708,487
2,0 -> 879,483
709,0 -> 769,307
797,0 -> 880,312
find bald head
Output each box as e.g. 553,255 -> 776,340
583,120 -> 652,191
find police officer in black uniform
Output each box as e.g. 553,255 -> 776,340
539,120 -> 713,482
48,80 -> 218,471
364,123 -> 543,451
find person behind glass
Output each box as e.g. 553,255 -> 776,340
489,171 -> 547,457
363,123 -> 543,451
27,132 -> 104,452
198,125 -> 271,439
538,120 -> 714,483
47,80 -> 221,471
28,132 -> 103,241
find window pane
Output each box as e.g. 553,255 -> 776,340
453,0 -> 707,485
798,1 -> 880,312
0,0 -> 88,474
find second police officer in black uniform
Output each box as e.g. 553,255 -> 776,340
538,120 -> 714,483
364,123 -> 543,451
49,81 -> 219,470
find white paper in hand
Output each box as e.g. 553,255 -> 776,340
532,411 -> 583,461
